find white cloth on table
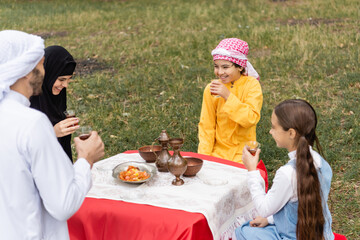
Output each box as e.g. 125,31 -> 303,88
246,147 -> 322,224
90,153 -> 265,240
0,30 -> 44,100
0,90 -> 92,239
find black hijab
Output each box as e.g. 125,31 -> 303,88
30,45 -> 76,162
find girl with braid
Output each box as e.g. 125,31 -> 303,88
235,99 -> 334,240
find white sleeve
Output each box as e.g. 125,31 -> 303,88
267,215 -> 274,224
27,114 -> 92,221
247,166 -> 294,218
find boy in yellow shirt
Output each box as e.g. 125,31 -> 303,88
198,38 -> 263,163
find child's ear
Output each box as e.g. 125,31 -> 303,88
288,128 -> 297,139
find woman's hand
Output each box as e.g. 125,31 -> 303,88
242,145 -> 261,171
54,118 -> 79,138
210,80 -> 231,100
250,216 -> 268,228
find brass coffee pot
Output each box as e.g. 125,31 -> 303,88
168,138 -> 187,186
155,130 -> 171,172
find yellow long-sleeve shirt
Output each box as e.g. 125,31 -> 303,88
198,75 -> 263,163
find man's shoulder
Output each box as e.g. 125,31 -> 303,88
2,98 -> 48,124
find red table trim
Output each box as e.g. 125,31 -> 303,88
334,232 -> 348,240
68,198 -> 213,240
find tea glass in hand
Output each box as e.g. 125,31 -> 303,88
210,80 -> 220,97
245,141 -> 261,156
64,109 -> 75,118
77,126 -> 92,140
64,109 -> 78,126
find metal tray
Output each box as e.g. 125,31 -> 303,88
112,161 -> 157,184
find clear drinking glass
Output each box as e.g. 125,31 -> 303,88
77,126 -> 92,140
210,80 -> 220,97
64,109 -> 76,118
64,109 -> 78,126
245,141 -> 261,156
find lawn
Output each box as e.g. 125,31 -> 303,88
1,0 -> 359,238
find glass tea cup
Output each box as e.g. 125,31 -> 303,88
64,109 -> 76,118
76,126 -> 92,140
210,80 -> 220,97
64,109 -> 78,126
245,141 -> 261,156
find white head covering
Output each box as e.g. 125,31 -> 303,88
0,30 -> 45,101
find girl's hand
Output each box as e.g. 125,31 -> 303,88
250,216 -> 268,228
210,80 -> 231,100
242,145 -> 261,171
54,118 -> 79,138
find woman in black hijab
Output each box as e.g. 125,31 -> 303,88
30,45 -> 79,162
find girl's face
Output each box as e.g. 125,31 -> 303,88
269,111 -> 296,152
214,59 -> 242,84
52,75 -> 72,95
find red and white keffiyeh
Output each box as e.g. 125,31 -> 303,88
212,38 -> 260,80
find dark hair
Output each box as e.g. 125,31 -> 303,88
274,99 -> 324,240
233,63 -> 246,75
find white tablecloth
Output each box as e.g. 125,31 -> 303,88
89,153 -> 261,240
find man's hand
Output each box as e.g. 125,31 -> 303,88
74,131 -> 104,168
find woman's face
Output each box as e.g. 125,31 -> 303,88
52,75 -> 72,95
214,59 -> 242,84
269,111 -> 295,151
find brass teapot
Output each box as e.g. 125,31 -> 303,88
155,130 -> 171,172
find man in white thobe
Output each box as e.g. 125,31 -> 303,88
0,30 -> 105,239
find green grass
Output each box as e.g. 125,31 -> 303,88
1,0 -> 359,238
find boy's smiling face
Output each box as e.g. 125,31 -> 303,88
214,59 -> 242,84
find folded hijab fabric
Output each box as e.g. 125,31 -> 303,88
30,46 -> 76,162
0,30 -> 44,101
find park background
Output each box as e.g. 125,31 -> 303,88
1,0 -> 358,238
